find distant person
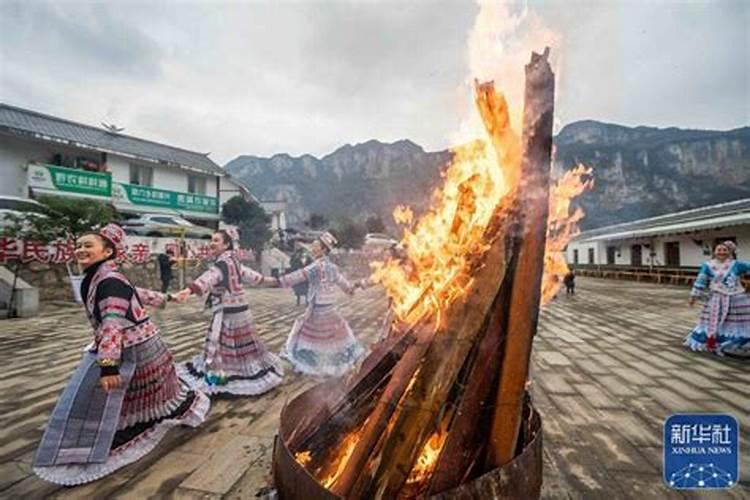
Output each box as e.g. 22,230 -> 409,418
563,270 -> 576,295
157,248 -> 177,293
685,240 -> 750,357
288,248 -> 311,306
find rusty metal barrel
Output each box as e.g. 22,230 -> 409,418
273,381 -> 543,499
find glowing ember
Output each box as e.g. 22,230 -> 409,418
295,417 -> 371,489
294,450 -> 312,466
541,165 -> 594,303
319,429 -> 360,488
405,430 -> 449,486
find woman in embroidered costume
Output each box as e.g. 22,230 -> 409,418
33,224 -> 209,486
174,228 -> 284,395
278,232 -> 366,376
685,240 -> 750,356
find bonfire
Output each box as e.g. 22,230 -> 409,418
272,48 -> 592,499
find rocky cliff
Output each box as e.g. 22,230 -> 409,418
225,121 -> 750,231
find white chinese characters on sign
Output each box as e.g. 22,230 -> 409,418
0,237 -> 250,265
670,424 -> 731,446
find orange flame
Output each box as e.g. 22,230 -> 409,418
393,205 -> 414,226
319,429 -> 360,488
370,138 -> 515,325
294,450 -> 312,466
405,429 -> 449,486
541,165 -> 594,304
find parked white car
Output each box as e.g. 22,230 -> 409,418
0,196 -> 48,232
121,214 -> 213,239
363,232 -> 398,250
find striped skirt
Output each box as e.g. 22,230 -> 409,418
34,335 -> 209,486
282,303 -> 366,377
178,305 -> 284,395
685,292 -> 750,356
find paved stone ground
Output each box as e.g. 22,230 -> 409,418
0,277 -> 747,499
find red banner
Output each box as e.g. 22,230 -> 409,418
0,237 -> 252,265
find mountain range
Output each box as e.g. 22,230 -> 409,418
224,120 -> 750,232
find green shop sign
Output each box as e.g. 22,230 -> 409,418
112,183 -> 218,214
27,164 -> 112,198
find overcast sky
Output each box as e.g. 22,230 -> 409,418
1,0 -> 747,165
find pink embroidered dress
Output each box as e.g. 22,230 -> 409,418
177,250 -> 284,395
685,258 -> 750,356
279,255 -> 365,376
33,259 -> 209,486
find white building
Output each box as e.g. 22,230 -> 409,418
259,200 -> 288,232
220,173 -> 288,232
219,172 -> 257,207
0,103 -> 225,227
566,199 -> 750,268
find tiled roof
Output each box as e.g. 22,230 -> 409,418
576,198 -> 750,242
0,103 -> 223,176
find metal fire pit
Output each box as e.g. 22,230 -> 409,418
273,381 -> 543,499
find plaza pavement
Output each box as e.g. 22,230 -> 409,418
0,278 -> 747,499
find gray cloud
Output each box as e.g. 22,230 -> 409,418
1,0 -> 747,166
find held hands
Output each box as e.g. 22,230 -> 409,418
173,289 -> 193,304
354,278 -> 370,290
100,375 -> 122,392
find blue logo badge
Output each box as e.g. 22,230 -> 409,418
664,414 -> 739,489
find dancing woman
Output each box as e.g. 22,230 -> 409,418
685,240 -> 750,356
174,229 -> 284,395
278,232 -> 365,376
33,224 -> 209,486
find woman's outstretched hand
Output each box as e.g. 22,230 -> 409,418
174,289 -> 192,303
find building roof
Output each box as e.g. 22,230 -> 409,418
222,173 -> 259,203
576,198 -> 750,242
0,103 -> 223,176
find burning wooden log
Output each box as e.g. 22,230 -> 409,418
273,49 -> 555,499
487,47 -> 554,468
347,203 -> 516,499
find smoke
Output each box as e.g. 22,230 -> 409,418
451,0 -> 561,146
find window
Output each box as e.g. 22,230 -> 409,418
152,216 -> 176,224
573,249 -> 579,264
129,164 -> 153,186
587,248 -> 595,264
0,199 -> 43,212
188,175 -> 207,195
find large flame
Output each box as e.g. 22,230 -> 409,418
369,1 -> 568,324
370,137 -> 515,324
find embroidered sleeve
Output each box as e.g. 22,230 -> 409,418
279,266 -> 311,288
335,268 -> 355,294
690,263 -> 712,297
240,265 -> 264,286
95,279 -> 134,369
188,265 -> 224,296
135,287 -> 167,308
